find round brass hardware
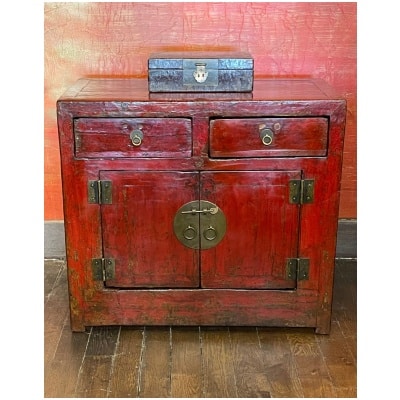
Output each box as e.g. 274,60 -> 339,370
203,226 -> 217,241
173,200 -> 226,249
259,128 -> 274,146
183,225 -> 197,241
130,129 -> 143,146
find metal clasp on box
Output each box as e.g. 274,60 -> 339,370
193,63 -> 209,83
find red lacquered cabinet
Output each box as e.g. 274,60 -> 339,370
57,78 -> 346,333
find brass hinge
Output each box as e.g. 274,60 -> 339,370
91,258 -> 115,281
286,258 -> 310,281
88,180 -> 112,204
289,179 -> 314,204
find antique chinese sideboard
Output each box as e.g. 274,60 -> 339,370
57,78 -> 346,333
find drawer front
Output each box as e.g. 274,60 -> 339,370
74,118 -> 192,158
209,117 -> 328,158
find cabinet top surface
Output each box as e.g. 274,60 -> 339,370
58,78 -> 342,103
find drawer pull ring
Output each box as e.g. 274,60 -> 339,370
130,129 -> 143,146
203,226 -> 217,241
183,225 -> 197,241
259,128 -> 274,146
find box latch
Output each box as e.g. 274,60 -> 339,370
183,59 -> 218,86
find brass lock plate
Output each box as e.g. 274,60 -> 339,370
173,200 -> 226,249
183,59 -> 218,86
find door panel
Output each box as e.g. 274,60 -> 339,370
100,171 -> 200,288
200,171 -> 301,289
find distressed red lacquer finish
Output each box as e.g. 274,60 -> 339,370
57,78 -> 346,334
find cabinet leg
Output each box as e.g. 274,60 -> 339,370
69,316 -> 86,332
315,319 -> 331,335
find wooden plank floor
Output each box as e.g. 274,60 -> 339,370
44,259 -> 356,398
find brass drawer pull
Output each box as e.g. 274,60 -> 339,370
130,129 -> 143,146
203,226 -> 217,241
183,225 -> 197,241
259,126 -> 274,146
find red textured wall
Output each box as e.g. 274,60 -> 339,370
44,2 -> 356,220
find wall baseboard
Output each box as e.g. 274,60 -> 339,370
44,219 -> 357,260
44,221 -> 66,259
335,219 -> 357,259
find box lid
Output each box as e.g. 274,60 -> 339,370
148,51 -> 253,70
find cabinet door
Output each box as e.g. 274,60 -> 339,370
200,171 -> 301,289
100,171 -> 200,288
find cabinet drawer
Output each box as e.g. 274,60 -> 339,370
209,117 -> 328,158
74,118 -> 192,158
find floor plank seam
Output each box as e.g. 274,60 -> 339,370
335,319 -> 357,365
199,327 -> 206,398
227,327 -> 239,398
168,326 -> 173,398
285,331 -> 305,397
318,341 -> 339,398
136,326 -> 146,397
73,326 -> 93,397
106,326 -> 121,397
